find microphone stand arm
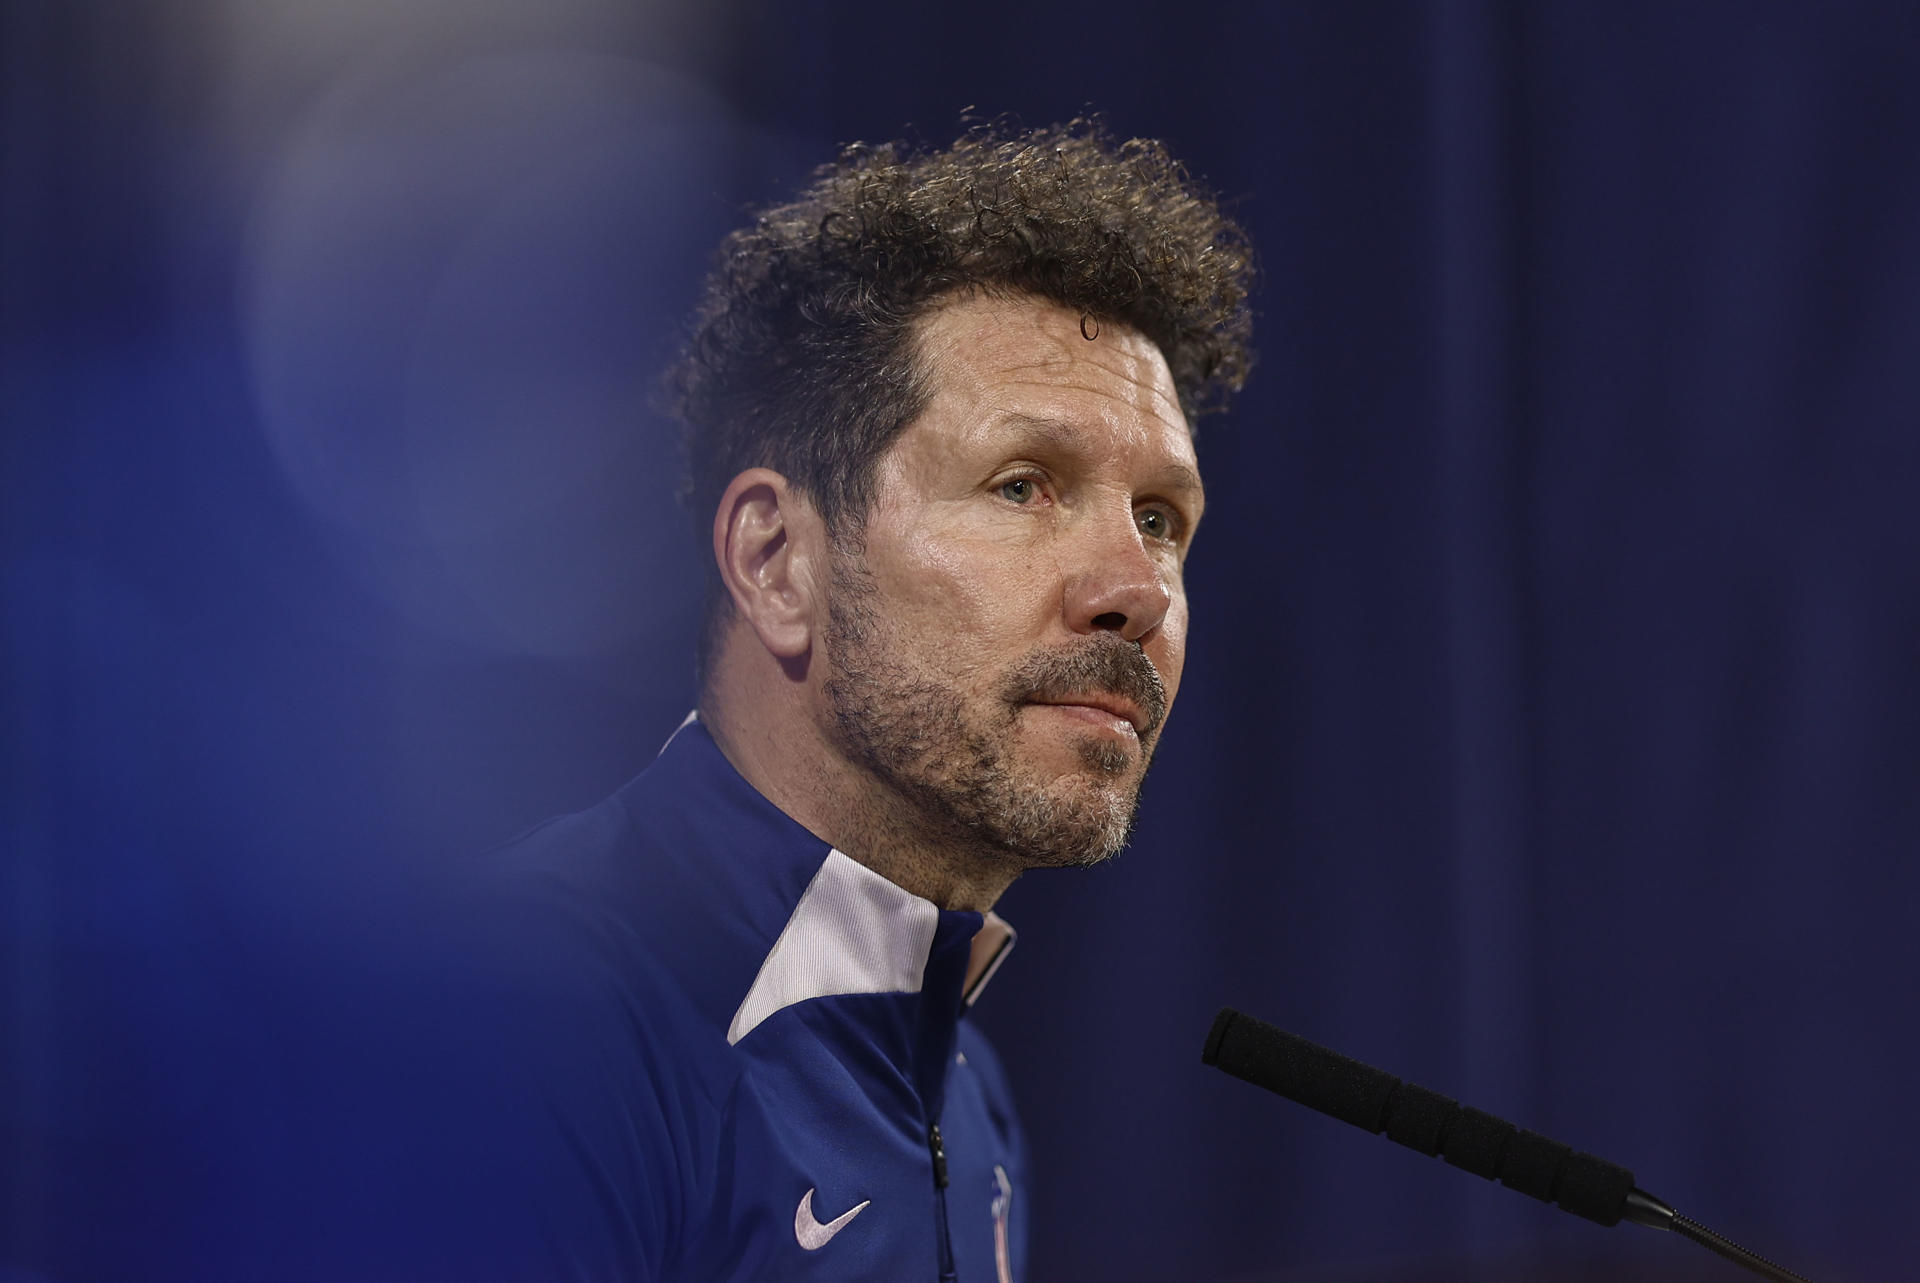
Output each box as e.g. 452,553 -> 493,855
1623,1189 -> 1816,1283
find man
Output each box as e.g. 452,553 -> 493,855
481,119 -> 1253,1282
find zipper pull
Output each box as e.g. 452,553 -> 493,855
927,1122 -> 950,1189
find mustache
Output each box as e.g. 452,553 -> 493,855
1008,635 -> 1168,738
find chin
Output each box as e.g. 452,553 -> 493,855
996,761 -> 1144,869
1016,715 -> 1141,776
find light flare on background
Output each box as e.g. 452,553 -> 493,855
240,25 -> 746,659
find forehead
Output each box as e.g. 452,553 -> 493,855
902,293 -> 1197,474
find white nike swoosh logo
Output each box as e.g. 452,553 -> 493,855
794,1187 -> 871,1250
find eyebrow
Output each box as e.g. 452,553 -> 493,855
991,413 -> 1206,499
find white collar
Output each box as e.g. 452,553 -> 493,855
727,848 -> 1017,1046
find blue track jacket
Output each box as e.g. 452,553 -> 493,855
477,716 -> 1030,1282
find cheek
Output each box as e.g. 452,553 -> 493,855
880,526 -> 1055,642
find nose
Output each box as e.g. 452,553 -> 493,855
1061,509 -> 1174,643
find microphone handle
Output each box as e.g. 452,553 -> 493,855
1202,1007 -> 1634,1224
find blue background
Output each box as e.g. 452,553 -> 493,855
5,2 -> 1914,1279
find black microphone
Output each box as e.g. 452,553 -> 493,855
1202,1008 -> 1817,1283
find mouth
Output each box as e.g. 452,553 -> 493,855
1007,636 -> 1167,743
1025,693 -> 1148,737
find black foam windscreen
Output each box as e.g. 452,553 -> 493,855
1202,1008 -> 1635,1226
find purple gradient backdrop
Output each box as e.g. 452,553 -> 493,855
6,3 -> 1915,1280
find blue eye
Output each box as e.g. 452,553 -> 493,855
999,478 -> 1038,504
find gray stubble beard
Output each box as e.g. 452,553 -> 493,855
819,550 -> 1153,871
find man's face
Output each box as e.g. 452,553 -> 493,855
820,292 -> 1203,869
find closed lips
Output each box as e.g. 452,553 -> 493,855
1028,695 -> 1145,733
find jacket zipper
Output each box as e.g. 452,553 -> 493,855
929,1121 -> 956,1282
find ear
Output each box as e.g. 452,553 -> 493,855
711,468 -> 824,661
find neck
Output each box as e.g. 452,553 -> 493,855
700,685 -> 1021,913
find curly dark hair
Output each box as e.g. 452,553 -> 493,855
667,117 -> 1254,655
